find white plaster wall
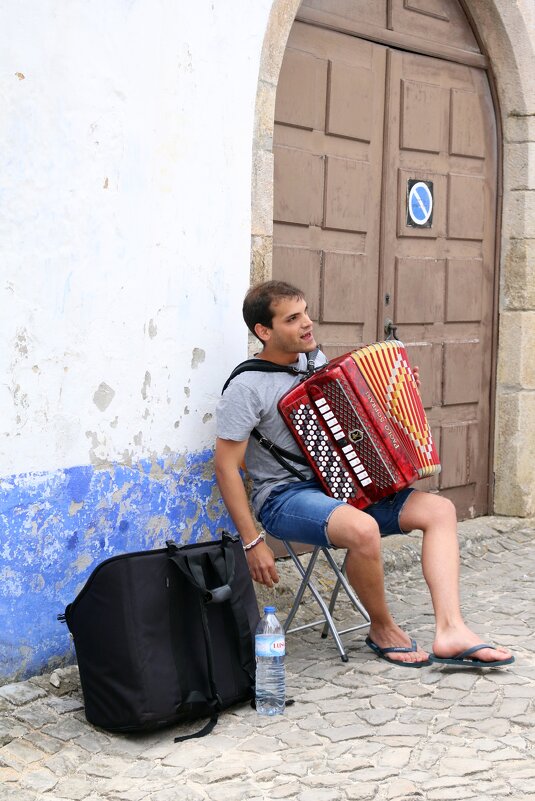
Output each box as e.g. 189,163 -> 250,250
0,0 -> 274,476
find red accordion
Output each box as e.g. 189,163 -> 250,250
278,341 -> 441,510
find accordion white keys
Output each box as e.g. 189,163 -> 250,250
278,341 -> 441,510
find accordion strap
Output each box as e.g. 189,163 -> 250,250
222,350 -> 320,481
250,429 -> 308,480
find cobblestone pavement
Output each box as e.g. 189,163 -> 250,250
1,516 -> 535,801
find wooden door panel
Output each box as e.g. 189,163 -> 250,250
274,48 -> 327,131
447,173 -> 485,240
326,61 -> 374,141
324,157 -> 370,232
443,341 -> 482,405
400,79 -> 445,154
390,0 -> 480,54
273,147 -> 324,225
322,253 -> 367,323
272,246 -> 322,321
450,89 -> 486,158
445,259 -> 484,322
439,421 -> 479,489
394,258 -> 445,323
300,0 -> 387,29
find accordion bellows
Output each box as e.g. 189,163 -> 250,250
278,341 -> 441,510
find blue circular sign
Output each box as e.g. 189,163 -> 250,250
408,181 -> 433,226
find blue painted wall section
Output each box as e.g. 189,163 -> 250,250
0,449 -> 234,683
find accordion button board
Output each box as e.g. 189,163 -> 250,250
278,342 -> 441,511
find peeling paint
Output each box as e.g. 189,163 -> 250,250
191,348 -> 205,369
202,413 -> 213,424
148,319 -> 157,338
0,448 -> 233,682
141,371 -> 151,400
93,382 -> 115,412
14,329 -> 29,357
68,501 -> 84,516
184,386 -> 190,397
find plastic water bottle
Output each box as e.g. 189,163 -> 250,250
255,606 -> 285,716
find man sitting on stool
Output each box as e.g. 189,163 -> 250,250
215,280 -> 513,669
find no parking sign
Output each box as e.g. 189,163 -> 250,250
406,179 -> 434,228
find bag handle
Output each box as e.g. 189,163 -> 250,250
166,534 -> 254,743
167,540 -> 235,604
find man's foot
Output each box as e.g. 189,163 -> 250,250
365,636 -> 431,668
429,643 -> 514,668
366,624 -> 430,666
432,626 -> 513,668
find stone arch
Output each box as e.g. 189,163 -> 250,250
250,0 -> 535,517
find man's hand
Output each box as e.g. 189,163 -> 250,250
245,541 -> 279,588
413,365 -> 421,388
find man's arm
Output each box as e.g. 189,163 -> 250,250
214,437 -> 279,588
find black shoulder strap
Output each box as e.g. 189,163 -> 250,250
221,350 -> 320,481
222,359 -> 302,394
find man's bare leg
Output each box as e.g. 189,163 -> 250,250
327,504 -> 429,665
399,491 -> 513,664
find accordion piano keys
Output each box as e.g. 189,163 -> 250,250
278,341 -> 441,511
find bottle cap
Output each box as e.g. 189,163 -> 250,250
264,606 -> 276,613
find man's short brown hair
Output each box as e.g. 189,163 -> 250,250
243,280 -> 304,340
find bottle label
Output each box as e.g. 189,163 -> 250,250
255,634 -> 285,657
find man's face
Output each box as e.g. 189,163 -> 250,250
256,296 -> 316,356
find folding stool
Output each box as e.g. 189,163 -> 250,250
282,542 -> 370,662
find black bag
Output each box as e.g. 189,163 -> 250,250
59,531 -> 259,740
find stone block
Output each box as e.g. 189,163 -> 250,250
494,390 -> 535,515
250,235 -> 273,286
505,114 -> 535,143
504,190 -> 535,238
497,311 -> 535,388
502,238 -> 535,309
504,142 -> 535,190
251,149 -> 274,237
254,80 -> 276,152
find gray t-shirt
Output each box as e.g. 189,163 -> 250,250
216,350 -> 327,516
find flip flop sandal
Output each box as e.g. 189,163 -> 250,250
365,635 -> 431,668
429,643 -> 515,668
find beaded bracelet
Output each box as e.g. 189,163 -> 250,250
242,531 -> 266,552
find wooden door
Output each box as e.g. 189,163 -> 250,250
273,3 -> 498,518
381,49 -> 497,516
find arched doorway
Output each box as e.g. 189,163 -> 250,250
271,0 -> 499,519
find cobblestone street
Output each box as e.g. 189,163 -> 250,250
1,516 -> 534,801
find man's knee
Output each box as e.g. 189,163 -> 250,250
430,494 -> 457,525
343,515 -> 381,557
416,492 -> 457,531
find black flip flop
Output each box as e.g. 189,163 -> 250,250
365,635 -> 431,668
429,643 -> 515,668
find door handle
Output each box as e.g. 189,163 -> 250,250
384,319 -> 398,340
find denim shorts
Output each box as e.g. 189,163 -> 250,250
258,479 -> 415,548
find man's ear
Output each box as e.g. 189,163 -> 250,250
254,322 -> 271,344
